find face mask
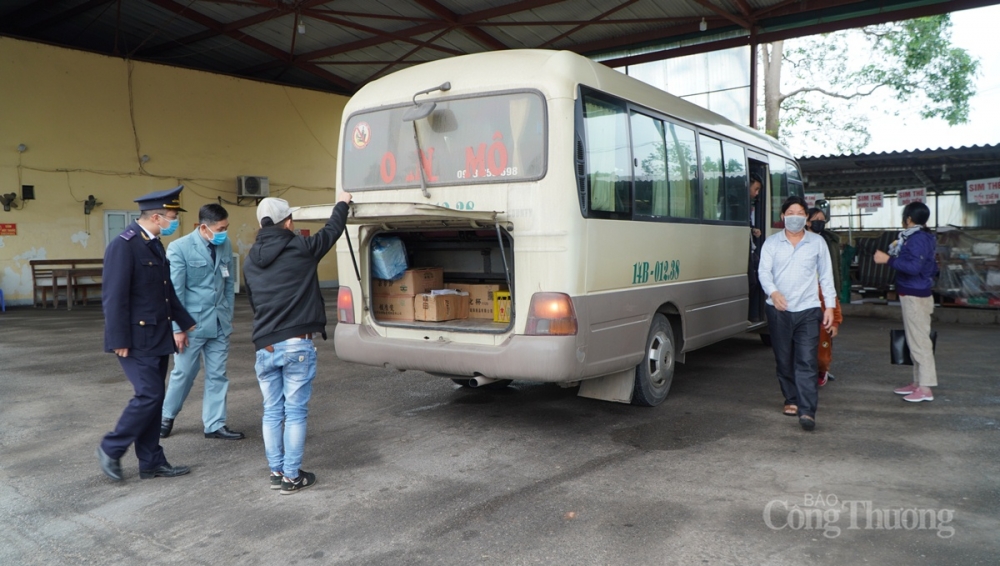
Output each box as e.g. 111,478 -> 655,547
206,226 -> 228,245
810,220 -> 826,233
784,215 -> 807,233
160,216 -> 179,236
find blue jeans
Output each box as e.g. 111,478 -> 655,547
254,338 -> 317,478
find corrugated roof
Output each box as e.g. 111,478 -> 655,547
798,144 -> 1000,196
1,0 -> 990,95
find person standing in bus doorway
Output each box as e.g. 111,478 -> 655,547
244,193 -> 351,494
748,174 -> 766,322
758,196 -> 836,431
807,207 -> 843,386
160,204 -> 243,441
97,186 -> 196,481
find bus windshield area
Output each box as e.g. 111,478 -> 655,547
342,91 -> 546,191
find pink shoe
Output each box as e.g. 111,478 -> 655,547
903,389 -> 934,403
818,372 -> 828,387
893,383 -> 918,395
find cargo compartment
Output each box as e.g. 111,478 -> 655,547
367,227 -> 513,332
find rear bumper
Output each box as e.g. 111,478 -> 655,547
334,323 -> 585,382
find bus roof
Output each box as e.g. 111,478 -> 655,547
347,49 -> 795,161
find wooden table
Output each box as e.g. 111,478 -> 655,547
50,267 -> 103,310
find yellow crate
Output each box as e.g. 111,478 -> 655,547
493,291 -> 511,323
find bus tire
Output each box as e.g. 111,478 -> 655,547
632,314 -> 675,407
760,333 -> 772,347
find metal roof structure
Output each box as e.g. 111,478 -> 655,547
799,144 -> 1000,197
1,0 -> 996,95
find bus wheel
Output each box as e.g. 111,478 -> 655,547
632,314 -> 675,407
760,333 -> 772,347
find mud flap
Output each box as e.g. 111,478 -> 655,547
577,368 -> 634,404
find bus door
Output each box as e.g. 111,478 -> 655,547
747,155 -> 769,324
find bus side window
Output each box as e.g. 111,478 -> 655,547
665,122 -> 697,218
770,155 -> 789,228
722,141 -> 748,222
630,111 -> 667,218
582,94 -> 631,217
699,135 -> 724,221
786,159 -> 804,199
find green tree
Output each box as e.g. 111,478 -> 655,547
762,15 -> 979,154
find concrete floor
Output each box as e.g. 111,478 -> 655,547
1,293 -> 998,565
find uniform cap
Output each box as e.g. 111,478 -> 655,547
256,197 -> 298,227
134,185 -> 186,212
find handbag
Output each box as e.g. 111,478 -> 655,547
890,329 -> 938,365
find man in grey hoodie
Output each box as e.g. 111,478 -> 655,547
243,193 -> 351,494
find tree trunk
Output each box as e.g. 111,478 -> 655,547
763,40 -> 783,139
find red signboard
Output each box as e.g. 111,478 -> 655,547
0,223 -> 16,236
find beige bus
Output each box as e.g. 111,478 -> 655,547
295,49 -> 804,406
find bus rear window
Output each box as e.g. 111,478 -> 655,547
343,91 -> 546,190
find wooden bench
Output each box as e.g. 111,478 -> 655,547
30,259 -> 104,309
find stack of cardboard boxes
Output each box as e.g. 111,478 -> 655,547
372,269 -> 509,322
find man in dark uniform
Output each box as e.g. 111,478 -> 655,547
96,185 -> 197,481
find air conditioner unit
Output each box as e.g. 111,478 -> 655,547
237,176 -> 270,198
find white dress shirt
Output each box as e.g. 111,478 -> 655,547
758,229 -> 836,313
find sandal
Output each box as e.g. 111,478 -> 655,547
783,404 -> 798,416
799,415 -> 816,431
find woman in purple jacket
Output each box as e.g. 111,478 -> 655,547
874,202 -> 939,402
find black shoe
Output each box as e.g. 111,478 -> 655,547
160,418 -> 174,438
139,462 -> 191,479
205,426 -> 244,440
269,472 -> 284,490
96,447 -> 123,481
279,470 -> 316,495
799,415 -> 816,431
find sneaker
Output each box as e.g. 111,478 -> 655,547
269,472 -> 283,490
894,383 -> 919,395
279,470 -> 316,495
903,389 -> 934,403
818,372 -> 828,387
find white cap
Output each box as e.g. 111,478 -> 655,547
256,197 -> 298,227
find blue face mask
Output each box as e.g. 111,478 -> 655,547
160,216 -> 180,236
206,227 -> 228,246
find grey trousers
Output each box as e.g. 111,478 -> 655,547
900,295 -> 938,387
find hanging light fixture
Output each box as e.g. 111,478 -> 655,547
699,18 -> 707,32
297,20 -> 306,34
940,164 -> 951,181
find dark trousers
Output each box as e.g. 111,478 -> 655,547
765,305 -> 821,417
100,355 -> 169,470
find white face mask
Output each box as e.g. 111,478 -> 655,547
784,215 -> 807,233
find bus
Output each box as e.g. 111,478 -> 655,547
294,49 -> 804,406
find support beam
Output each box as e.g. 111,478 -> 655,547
414,0 -> 507,51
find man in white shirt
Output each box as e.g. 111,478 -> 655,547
758,195 -> 836,431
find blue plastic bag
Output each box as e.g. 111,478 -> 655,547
371,236 -> 408,280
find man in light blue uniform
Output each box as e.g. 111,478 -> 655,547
160,204 -> 244,440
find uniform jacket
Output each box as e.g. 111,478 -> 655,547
102,221 -> 195,356
889,229 -> 939,297
167,230 -> 235,338
244,201 -> 349,350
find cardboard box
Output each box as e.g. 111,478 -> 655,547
372,295 -> 415,321
415,293 -> 462,322
373,268 -> 444,297
493,291 -> 511,323
445,283 -> 507,319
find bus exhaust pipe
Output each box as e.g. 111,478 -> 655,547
469,376 -> 500,388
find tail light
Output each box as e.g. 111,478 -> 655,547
525,292 -> 578,336
337,286 -> 355,324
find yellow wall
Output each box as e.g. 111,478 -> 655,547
0,37 -> 348,305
